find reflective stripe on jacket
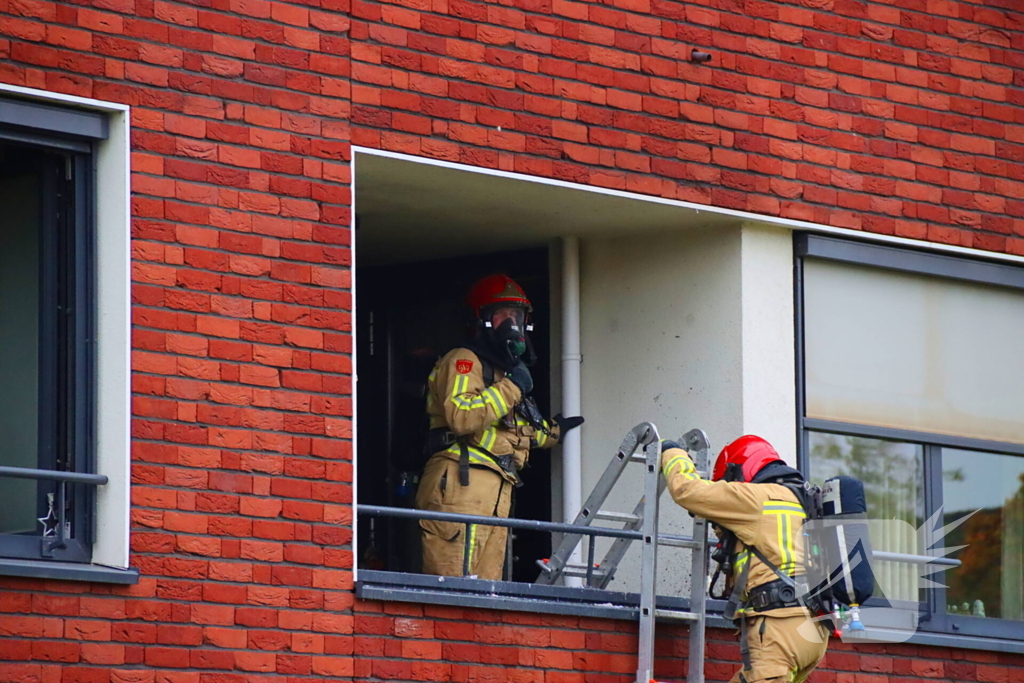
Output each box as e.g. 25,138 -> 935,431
426,348 -> 561,481
661,446 -> 809,618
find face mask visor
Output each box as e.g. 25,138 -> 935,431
486,305 -> 528,333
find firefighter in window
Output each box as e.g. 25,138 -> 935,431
661,436 -> 831,683
415,274 -> 584,580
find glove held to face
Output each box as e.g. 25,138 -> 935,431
506,362 -> 533,395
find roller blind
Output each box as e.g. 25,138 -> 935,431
804,258 -> 1024,444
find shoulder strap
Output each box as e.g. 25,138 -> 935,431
459,441 -> 470,486
746,544 -> 798,589
723,549 -> 753,620
783,481 -> 820,519
481,358 -> 494,387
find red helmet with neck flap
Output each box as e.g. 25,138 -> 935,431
713,435 -> 783,482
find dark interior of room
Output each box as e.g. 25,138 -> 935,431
355,247 -> 552,582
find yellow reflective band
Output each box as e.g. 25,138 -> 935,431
781,513 -> 794,575
451,375 -> 470,406
479,427 -> 498,451
467,523 -> 476,571
452,375 -> 489,412
445,444 -> 495,466
482,386 -> 508,415
763,501 -> 805,513
733,549 -> 750,575
535,428 -> 548,448
762,503 -> 801,576
663,453 -> 701,481
776,512 -> 786,575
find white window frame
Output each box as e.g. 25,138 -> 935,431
0,84 -> 132,581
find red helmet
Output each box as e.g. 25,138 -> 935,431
466,274 -> 532,317
713,435 -> 782,482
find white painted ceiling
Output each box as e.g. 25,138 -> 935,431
354,152 -> 739,266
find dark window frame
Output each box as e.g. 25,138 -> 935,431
0,96 -> 101,565
795,232 -> 1024,643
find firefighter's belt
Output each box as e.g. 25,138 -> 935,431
424,428 -> 458,457
492,454 -> 517,476
746,576 -> 806,612
425,428 -> 520,486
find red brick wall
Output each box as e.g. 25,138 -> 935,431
0,0 -> 1022,681
0,0 -> 357,679
350,0 -> 1024,252
352,601 -> 1024,682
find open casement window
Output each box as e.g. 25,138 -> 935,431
0,95 -> 120,573
796,234 -> 1024,641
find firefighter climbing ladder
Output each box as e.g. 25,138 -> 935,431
535,422 -> 712,683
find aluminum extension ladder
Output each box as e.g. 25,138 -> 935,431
535,423 -> 712,683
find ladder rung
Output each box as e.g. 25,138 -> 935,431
595,510 -> 641,524
658,535 -> 701,549
654,608 -> 701,621
562,566 -> 609,578
630,454 -> 646,463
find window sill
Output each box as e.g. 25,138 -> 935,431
356,569 -> 732,627
852,625 -> 1024,655
0,557 -> 138,584
359,571 -> 1024,654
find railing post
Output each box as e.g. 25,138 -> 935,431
585,535 -> 596,587
462,523 -> 472,576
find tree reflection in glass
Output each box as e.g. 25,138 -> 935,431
942,449 -> 1024,621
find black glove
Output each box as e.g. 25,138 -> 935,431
506,362 -> 533,395
553,414 -> 584,434
660,439 -> 684,453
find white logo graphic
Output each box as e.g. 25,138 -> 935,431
795,507 -> 975,643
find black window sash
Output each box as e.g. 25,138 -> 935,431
0,145 -> 93,563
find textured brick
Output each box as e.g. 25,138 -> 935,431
2,1 -> 1022,682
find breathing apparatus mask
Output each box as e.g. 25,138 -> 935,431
482,304 -> 536,369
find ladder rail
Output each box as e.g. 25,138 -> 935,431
536,422 -> 657,585
635,428 -> 662,683
531,421 -> 712,683
636,427 -> 711,683
684,429 -> 711,683
592,476 -> 665,589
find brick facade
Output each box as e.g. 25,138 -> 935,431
0,0 -> 1021,680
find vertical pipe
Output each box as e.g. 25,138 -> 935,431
562,236 -> 583,587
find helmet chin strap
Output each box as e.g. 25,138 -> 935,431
723,462 -> 744,483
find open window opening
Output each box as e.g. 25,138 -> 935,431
351,150 -> 780,616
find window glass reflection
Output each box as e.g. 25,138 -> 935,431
0,160 -> 41,535
942,449 -> 1024,621
808,432 -> 924,603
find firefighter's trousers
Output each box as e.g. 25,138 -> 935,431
415,454 -> 512,580
729,614 -> 830,683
